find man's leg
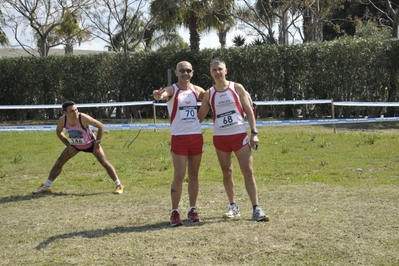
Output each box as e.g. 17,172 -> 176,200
48,147 -> 77,181
187,154 -> 201,207
170,152 -> 187,226
215,149 -> 235,204
93,146 -> 119,182
235,144 -> 258,206
93,146 -> 123,194
33,147 -> 76,194
171,152 -> 188,210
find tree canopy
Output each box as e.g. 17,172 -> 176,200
1,0 -> 399,56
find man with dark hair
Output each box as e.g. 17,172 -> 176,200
32,101 -> 124,194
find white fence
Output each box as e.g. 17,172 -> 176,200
1,100 -> 399,132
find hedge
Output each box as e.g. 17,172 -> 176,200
1,38 -> 398,121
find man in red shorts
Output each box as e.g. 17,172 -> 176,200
198,58 -> 269,222
153,61 -> 206,227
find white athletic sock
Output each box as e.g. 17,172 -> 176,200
171,209 -> 179,213
44,180 -> 52,187
114,179 -> 121,186
188,206 -> 196,212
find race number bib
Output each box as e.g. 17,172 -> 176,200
69,137 -> 85,145
179,106 -> 197,121
216,110 -> 238,128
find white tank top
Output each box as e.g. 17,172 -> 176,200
167,83 -> 202,136
209,82 -> 247,136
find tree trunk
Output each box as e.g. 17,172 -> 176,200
40,37 -> 49,56
218,30 -> 227,48
188,11 -> 200,51
65,42 -> 74,55
392,11 -> 399,38
303,8 -> 312,42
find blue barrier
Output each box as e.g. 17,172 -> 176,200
2,100 -> 399,131
1,117 -> 398,132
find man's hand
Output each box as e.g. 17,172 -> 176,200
249,134 -> 259,150
153,88 -> 166,100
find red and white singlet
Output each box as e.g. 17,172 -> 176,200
209,82 -> 247,136
167,83 -> 202,136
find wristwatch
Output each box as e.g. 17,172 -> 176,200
94,140 -> 101,144
251,128 -> 258,134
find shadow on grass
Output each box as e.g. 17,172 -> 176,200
35,217 -> 264,250
36,221 -> 205,250
0,192 -> 106,204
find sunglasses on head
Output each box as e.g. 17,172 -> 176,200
178,68 -> 193,74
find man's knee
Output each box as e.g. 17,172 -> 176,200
54,158 -> 67,168
174,173 -> 186,183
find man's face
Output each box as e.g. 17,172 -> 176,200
210,63 -> 227,81
175,63 -> 193,81
65,105 -> 79,119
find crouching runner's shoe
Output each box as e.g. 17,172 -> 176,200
32,184 -> 53,194
187,207 -> 201,222
113,184 -> 124,194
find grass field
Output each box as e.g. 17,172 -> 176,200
1,123 -> 399,265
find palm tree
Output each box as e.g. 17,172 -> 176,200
55,9 -> 90,54
142,24 -> 188,52
0,10 -> 10,47
150,0 -> 212,51
254,0 -> 285,44
251,37 -> 266,46
107,15 -> 184,53
232,34 -> 246,47
109,15 -> 147,53
203,0 -> 236,48
0,28 -> 9,47
33,9 -> 90,55
155,37 -> 189,52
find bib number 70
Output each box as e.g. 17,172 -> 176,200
179,106 -> 197,121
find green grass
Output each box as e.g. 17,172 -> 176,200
1,124 -> 399,265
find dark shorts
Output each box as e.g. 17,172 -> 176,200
74,144 -> 94,153
171,134 -> 204,156
213,133 -> 249,152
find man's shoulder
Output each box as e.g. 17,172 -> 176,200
57,115 -> 66,123
79,113 -> 93,122
232,82 -> 245,93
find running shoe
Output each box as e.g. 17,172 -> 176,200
32,184 -> 53,194
252,206 -> 269,222
187,208 -> 201,222
113,184 -> 124,194
170,210 -> 183,227
223,204 -> 240,218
